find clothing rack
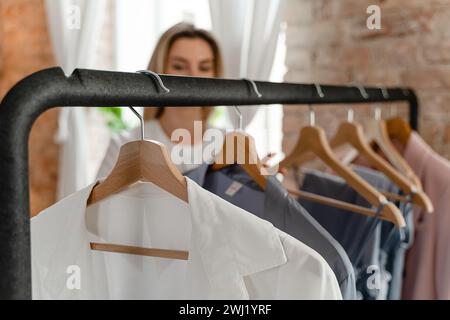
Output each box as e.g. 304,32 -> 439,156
0,67 -> 419,299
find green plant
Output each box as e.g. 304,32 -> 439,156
98,107 -> 130,133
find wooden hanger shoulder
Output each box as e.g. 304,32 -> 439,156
280,125 -> 405,227
366,119 -> 420,185
386,117 -> 412,146
88,140 -> 188,205
211,131 -> 267,189
330,121 -> 433,213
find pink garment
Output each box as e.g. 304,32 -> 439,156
402,132 -> 450,300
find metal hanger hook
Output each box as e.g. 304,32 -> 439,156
378,85 -> 390,119
233,105 -> 243,131
379,85 -> 389,100
314,83 -> 325,98
128,106 -> 144,140
347,108 -> 354,123
308,105 -> 316,126
308,83 -> 324,126
374,106 -> 382,121
242,78 -> 262,98
137,70 -> 170,93
354,83 -> 369,100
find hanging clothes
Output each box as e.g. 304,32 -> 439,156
297,166 -> 411,301
297,165 -> 414,300
399,132 -> 450,300
333,150 -> 415,300
353,166 -> 414,300
186,164 -> 356,300
298,169 -> 384,300
31,177 -> 342,300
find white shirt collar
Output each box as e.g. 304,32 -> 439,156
33,177 -> 287,299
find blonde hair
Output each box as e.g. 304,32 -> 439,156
148,22 -> 223,76
145,23 -> 223,120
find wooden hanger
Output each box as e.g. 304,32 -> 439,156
210,104 -> 267,189
87,106 -> 189,260
88,140 -> 188,204
209,118 -> 400,222
386,116 -> 412,148
287,189 -> 398,223
211,130 -> 267,189
278,147 -> 407,202
365,112 -> 422,189
279,100 -> 405,228
329,120 -> 433,213
361,87 -> 422,189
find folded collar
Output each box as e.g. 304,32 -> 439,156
186,164 -> 288,222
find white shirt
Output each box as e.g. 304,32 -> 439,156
96,120 -> 205,179
31,177 -> 342,300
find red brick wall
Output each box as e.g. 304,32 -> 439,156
284,0 -> 450,160
0,0 -> 58,216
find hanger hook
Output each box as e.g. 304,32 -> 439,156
137,70 -> 170,93
308,105 -> 316,126
128,106 -> 144,140
376,85 -> 390,120
242,78 -> 262,98
308,83 -> 324,126
354,83 -> 369,100
379,85 -> 389,100
374,107 -> 382,121
233,106 -> 243,131
347,108 -> 354,123
314,83 -> 325,98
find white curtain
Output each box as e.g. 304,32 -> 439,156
45,0 -> 106,199
209,0 -> 287,129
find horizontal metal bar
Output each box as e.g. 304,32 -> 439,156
0,67 -> 419,299
1,67 -> 417,108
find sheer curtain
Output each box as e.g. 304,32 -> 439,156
45,0 -> 106,199
209,0 -> 287,156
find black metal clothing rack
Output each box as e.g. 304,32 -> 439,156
0,67 -> 419,299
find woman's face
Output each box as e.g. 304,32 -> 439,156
165,37 -> 215,77
157,36 -> 216,141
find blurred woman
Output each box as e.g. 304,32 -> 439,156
97,23 -> 224,179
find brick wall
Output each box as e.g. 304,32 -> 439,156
283,0 -> 450,160
0,0 -> 58,216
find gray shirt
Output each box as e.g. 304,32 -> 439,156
186,164 -> 356,300
299,167 -> 413,300
299,169 -> 383,299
